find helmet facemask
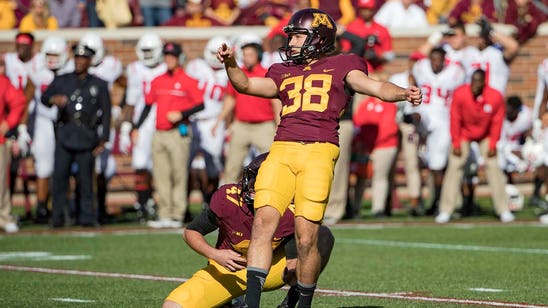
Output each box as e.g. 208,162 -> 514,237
238,152 -> 269,215
279,28 -> 320,64
240,166 -> 257,214
41,36 -> 68,71
136,33 -> 163,68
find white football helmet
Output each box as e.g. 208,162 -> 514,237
41,36 -> 68,71
79,32 -> 105,66
136,33 -> 163,68
230,32 -> 262,63
204,36 -> 227,69
522,137 -> 544,168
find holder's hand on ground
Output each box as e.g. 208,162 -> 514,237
212,249 -> 247,272
406,86 -> 422,105
216,43 -> 234,64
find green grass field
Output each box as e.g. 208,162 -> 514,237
2,203 -> 548,307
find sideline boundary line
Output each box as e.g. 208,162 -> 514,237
1,264 -> 546,308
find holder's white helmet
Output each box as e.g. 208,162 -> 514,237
204,36 -> 227,69
136,33 -> 163,67
41,36 -> 68,70
79,32 -> 105,66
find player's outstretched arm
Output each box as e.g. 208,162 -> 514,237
216,43 -> 278,98
346,69 -> 422,105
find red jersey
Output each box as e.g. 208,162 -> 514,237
210,184 -> 295,256
227,64 -> 275,123
146,68 -> 204,130
353,97 -> 399,152
340,19 -> 392,72
267,15 -> 290,39
267,53 -> 367,146
450,84 -> 505,151
0,75 -> 25,144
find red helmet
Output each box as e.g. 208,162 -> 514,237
279,8 -> 337,64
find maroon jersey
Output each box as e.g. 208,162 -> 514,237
267,53 -> 367,146
210,184 -> 295,256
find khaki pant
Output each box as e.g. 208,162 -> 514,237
152,129 -> 191,221
0,142 -> 14,227
221,120 -> 276,184
370,146 -> 399,214
324,120 -> 353,221
399,122 -> 421,199
439,139 -> 509,215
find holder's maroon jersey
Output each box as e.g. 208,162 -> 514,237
210,184 -> 295,256
266,53 -> 367,146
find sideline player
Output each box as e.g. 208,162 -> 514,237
28,35 -> 74,223
185,36 -> 229,205
120,33 -> 167,221
162,153 -> 335,308
217,8 -> 421,307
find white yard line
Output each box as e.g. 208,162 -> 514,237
469,288 -> 505,292
49,298 -> 95,303
336,239 -> 548,255
1,265 -> 546,308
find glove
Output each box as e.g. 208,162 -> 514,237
17,124 -> 31,156
118,121 -> 132,154
427,31 -> 443,46
477,16 -> 492,39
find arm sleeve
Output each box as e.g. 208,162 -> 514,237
181,103 -> 205,120
100,82 -> 112,141
186,206 -> 219,236
134,104 -> 151,129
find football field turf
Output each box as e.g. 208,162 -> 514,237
1,215 -> 547,307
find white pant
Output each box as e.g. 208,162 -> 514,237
423,121 -> 450,171
31,115 -> 55,178
132,107 -> 156,171
194,118 -> 225,172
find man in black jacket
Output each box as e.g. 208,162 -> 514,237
41,44 -> 111,228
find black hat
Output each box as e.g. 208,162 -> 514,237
162,42 -> 182,57
72,44 -> 96,58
